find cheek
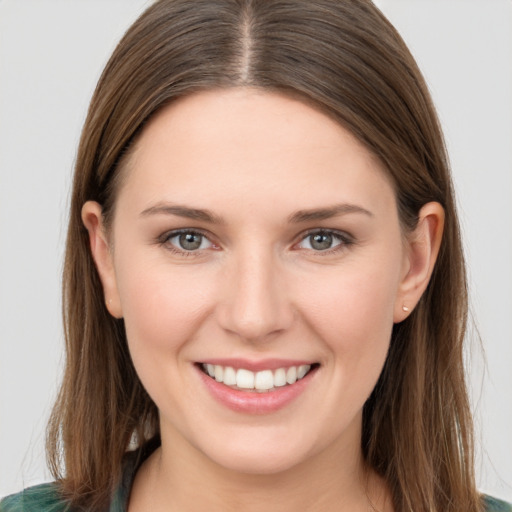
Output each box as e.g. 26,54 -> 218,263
113,257 -> 222,417
114,256 -> 216,359
295,257 -> 400,364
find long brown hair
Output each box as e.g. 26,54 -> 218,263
47,1 -> 481,510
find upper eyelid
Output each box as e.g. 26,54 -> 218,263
296,228 -> 353,242
159,227 -> 213,242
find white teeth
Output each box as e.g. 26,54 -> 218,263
236,368 -> 255,389
223,366 -> 237,386
297,365 -> 309,379
214,365 -> 224,382
274,368 -> 287,387
254,370 -> 274,390
202,363 -> 312,391
286,366 -> 297,384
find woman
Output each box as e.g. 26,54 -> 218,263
1,1 -> 510,511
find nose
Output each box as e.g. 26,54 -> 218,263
217,248 -> 294,342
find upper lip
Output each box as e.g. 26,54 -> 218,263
197,358 -> 317,372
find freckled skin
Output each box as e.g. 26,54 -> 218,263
84,88 -> 443,511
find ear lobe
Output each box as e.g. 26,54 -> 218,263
394,201 -> 445,323
81,201 -> 123,318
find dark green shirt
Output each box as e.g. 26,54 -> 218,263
2,447 -> 511,512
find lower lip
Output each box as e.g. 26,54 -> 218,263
196,365 -> 317,414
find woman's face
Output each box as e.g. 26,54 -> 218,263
91,89 -> 415,474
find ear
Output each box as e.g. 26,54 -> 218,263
81,201 -> 123,318
394,202 -> 445,323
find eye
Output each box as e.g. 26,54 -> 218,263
166,230 -> 213,252
296,230 -> 350,252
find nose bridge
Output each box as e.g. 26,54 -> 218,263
219,243 -> 292,341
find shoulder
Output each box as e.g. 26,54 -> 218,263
0,440 -> 159,512
483,495 -> 512,512
0,483 -> 71,512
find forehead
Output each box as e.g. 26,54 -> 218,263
116,88 -> 396,220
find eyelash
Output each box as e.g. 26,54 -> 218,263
295,229 -> 354,255
157,228 -> 354,256
158,229 -> 215,257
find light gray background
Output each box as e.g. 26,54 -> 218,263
1,0 -> 511,501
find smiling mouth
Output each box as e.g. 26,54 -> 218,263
198,363 -> 319,393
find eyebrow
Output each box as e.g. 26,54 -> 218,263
139,201 -> 373,224
139,203 -> 225,224
288,204 -> 373,223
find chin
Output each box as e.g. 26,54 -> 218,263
206,445 -> 308,476
189,425 -> 325,476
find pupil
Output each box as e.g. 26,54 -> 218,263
311,233 -> 332,250
179,233 -> 202,250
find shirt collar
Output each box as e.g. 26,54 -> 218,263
109,437 -> 160,511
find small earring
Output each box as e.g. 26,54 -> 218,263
106,298 -> 112,306
402,305 -> 410,312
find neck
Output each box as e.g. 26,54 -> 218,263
130,423 -> 392,512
